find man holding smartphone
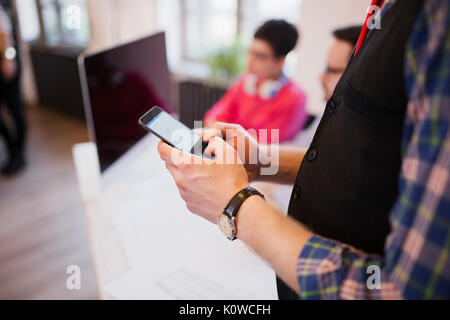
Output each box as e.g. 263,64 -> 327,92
158,0 -> 449,299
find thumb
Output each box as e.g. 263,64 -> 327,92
205,136 -> 241,165
194,128 -> 222,142
212,122 -> 243,135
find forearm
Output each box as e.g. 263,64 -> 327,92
255,146 -> 306,185
236,195 -> 314,294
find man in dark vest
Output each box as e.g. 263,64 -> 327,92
158,0 -> 449,299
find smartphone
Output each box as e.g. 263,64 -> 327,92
138,106 -> 208,157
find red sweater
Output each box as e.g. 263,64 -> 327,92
204,74 -> 308,144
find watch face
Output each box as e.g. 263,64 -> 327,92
217,214 -> 236,240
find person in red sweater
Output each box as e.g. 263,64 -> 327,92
204,20 -> 307,144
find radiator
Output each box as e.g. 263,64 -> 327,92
178,80 -> 227,129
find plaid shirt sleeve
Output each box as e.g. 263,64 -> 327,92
296,0 -> 450,300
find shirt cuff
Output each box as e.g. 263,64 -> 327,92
296,235 -> 348,299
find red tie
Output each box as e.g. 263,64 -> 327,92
354,0 -> 385,55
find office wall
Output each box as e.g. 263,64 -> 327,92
86,0 -> 158,53
295,0 -> 368,115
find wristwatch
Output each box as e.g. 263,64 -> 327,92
217,187 -> 265,241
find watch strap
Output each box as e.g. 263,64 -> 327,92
223,187 -> 265,219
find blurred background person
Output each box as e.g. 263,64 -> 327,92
293,25 -> 362,148
204,19 -> 307,144
0,2 -> 25,175
321,26 -> 362,102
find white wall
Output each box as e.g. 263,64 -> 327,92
86,0 -> 158,53
295,0 -> 368,115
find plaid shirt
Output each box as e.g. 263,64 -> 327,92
296,0 -> 450,299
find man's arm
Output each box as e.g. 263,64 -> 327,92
241,0 -> 450,299
158,137 -> 313,294
178,0 -> 450,299
200,123 -> 306,185
255,145 -> 306,185
236,195 -> 312,293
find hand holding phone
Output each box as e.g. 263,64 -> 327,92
138,106 -> 209,157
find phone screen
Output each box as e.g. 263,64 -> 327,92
146,111 -> 203,154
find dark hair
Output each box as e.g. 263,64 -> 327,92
254,19 -> 299,58
332,26 -> 363,48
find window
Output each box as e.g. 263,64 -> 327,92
182,0 -> 302,61
240,0 -> 303,44
15,0 -> 41,42
157,0 -> 302,77
182,0 -> 238,61
16,0 -> 90,48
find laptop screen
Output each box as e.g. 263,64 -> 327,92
79,32 -> 172,172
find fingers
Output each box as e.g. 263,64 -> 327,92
203,140 -> 215,157
203,128 -> 223,142
158,140 -> 193,167
211,122 -> 248,147
158,140 -> 208,168
211,122 -> 242,138
212,122 -> 243,131
157,140 -> 174,162
193,128 -> 222,142
205,136 -> 240,165
192,128 -> 204,136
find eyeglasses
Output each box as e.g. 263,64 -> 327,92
324,65 -> 346,74
247,48 -> 276,61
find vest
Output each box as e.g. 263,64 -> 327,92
277,0 -> 425,299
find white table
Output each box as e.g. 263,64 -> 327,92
74,134 -> 293,299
